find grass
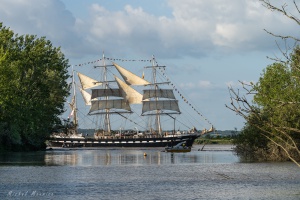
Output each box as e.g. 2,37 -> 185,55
195,138 -> 233,145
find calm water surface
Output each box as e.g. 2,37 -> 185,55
0,145 -> 299,200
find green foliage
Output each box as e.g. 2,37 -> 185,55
195,137 -> 233,145
233,122 -> 292,162
232,46 -> 300,162
227,1 -> 300,166
0,22 -> 70,151
253,46 -> 300,136
233,122 -> 269,161
253,53 -> 300,129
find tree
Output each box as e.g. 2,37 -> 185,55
0,23 -> 70,151
233,121 -> 270,162
228,47 -> 300,167
230,59 -> 300,162
227,1 -> 300,167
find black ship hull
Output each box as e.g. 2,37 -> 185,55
48,133 -> 200,148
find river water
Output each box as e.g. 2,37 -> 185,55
0,145 -> 299,200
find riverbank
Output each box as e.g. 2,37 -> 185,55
194,138 -> 233,145
195,144 -> 235,151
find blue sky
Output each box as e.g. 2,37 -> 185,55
1,0 -> 298,131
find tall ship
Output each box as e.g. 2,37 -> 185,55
49,55 -> 214,148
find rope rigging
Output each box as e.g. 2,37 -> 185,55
71,56 -> 213,131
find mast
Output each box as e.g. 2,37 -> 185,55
71,66 -> 78,128
88,54 -> 138,134
152,56 -> 162,135
141,56 -> 180,135
102,53 -> 111,133
73,68 -> 78,127
67,66 -> 78,134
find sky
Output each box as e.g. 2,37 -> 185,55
0,0 -> 298,131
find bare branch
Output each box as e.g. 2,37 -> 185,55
260,0 -> 300,25
263,29 -> 300,42
227,84 -> 300,166
259,128 -> 300,167
294,0 -> 300,14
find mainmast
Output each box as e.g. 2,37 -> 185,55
152,56 -> 162,135
102,53 -> 111,133
87,53 -> 135,134
141,56 -> 180,135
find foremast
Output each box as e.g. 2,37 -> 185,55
91,53 -> 132,134
82,54 -> 144,135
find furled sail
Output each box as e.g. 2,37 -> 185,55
79,88 -> 92,105
115,76 -> 143,104
69,96 -> 75,110
91,88 -> 122,99
68,96 -> 76,118
113,62 -> 150,86
89,99 -> 131,113
142,100 -> 180,114
143,89 -> 176,100
208,125 -> 215,132
77,72 -> 102,89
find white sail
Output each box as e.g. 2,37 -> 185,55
115,76 -> 143,104
89,99 -> 131,113
113,62 -> 150,86
79,88 -> 92,105
143,89 -> 176,100
77,72 -> 102,89
91,88 -> 122,99
142,100 -> 180,114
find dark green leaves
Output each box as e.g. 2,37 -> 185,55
0,23 -> 70,151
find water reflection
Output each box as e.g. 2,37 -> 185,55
0,145 -> 239,166
44,148 -> 238,166
0,151 -> 46,165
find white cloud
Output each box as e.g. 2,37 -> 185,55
197,80 -> 212,88
0,0 -> 298,130
0,0 -> 90,58
180,80 -> 212,89
1,0 -> 298,59
166,0 -> 297,52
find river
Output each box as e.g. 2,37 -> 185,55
0,145 -> 299,200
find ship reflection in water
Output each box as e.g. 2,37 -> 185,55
44,145 -> 238,166
1,145 -> 299,200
